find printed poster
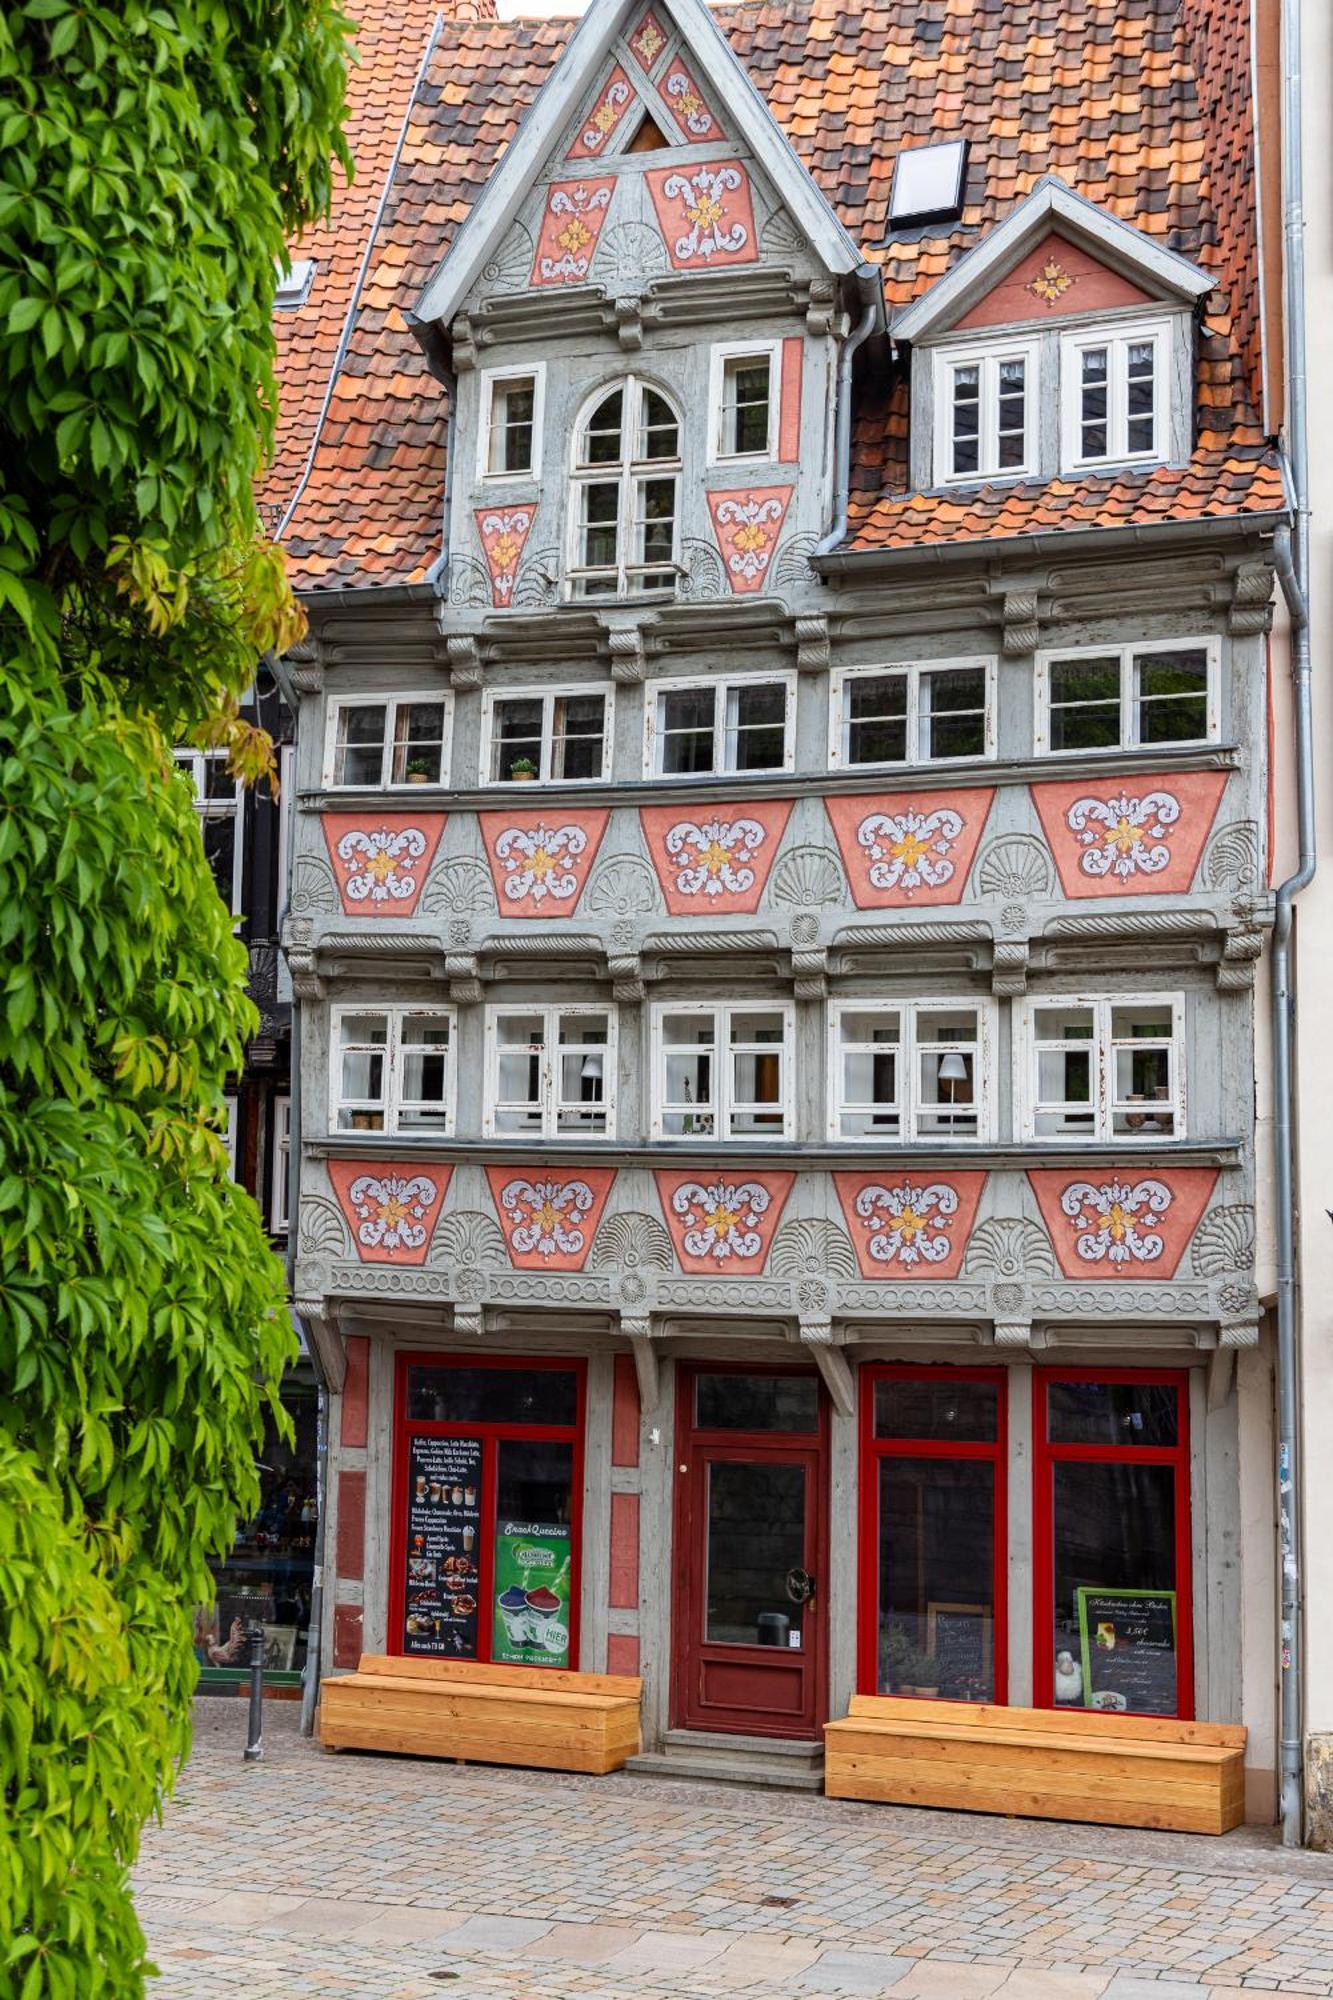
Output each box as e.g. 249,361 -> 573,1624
492,1520 -> 571,1667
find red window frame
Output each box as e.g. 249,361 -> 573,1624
1032,1365 -> 1193,1718
857,1363 -> 1008,1703
389,1352 -> 587,1671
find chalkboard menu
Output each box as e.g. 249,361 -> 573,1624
927,1603 -> 993,1701
402,1436 -> 483,1658
1076,1587 -> 1177,1715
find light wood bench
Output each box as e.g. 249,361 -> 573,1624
319,1655 -> 642,1775
824,1695 -> 1246,1835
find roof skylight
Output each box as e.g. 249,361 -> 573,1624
888,140 -> 968,226
274,258 -> 316,309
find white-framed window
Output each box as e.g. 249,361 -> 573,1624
483,1006 -> 615,1139
934,339 -> 1038,482
330,1006 -> 456,1135
275,743 -> 296,921
323,693 -> 451,789
1035,639 -> 1218,754
828,1000 -> 995,1142
479,363 -> 544,481
1061,322 -> 1167,469
481,684 -> 612,785
651,1001 -> 794,1141
174,750 -> 244,915
645,671 -> 795,778
708,339 -> 781,462
270,1094 -> 291,1235
1015,994 -> 1185,1142
829,658 -> 996,769
567,376 -> 681,598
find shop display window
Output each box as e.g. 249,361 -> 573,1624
859,1367 -> 1006,1703
1034,1369 -> 1191,1718
394,1356 -> 585,1669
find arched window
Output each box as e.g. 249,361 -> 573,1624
568,377 -> 681,598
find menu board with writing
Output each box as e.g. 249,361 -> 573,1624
402,1435 -> 483,1658
1076,1587 -> 1177,1715
927,1602 -> 993,1701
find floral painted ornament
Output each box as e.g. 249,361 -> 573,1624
1026,1167 -> 1218,1280
654,1170 -> 793,1275
531,177 -> 615,287
645,160 -> 757,270
627,8 -> 669,71
656,57 -> 721,141
1030,770 -> 1228,900
567,65 -> 635,159
485,1165 -> 616,1272
833,1171 -> 987,1281
639,799 -> 792,915
474,506 -> 535,607
705,488 -> 794,594
478,808 -> 609,919
327,1161 -> 452,1267
320,812 -> 447,919
824,789 -> 994,911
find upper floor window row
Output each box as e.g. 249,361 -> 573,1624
933,318 -> 1174,486
321,639 -> 1218,792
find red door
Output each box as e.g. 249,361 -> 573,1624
672,1365 -> 828,1739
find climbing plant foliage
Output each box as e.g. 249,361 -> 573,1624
0,3 -> 350,1992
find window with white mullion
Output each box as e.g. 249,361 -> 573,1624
830,1001 -> 990,1142
567,377 -> 681,598
650,673 -> 794,777
484,685 -> 611,785
938,343 -> 1035,482
710,340 -> 779,462
485,1006 -> 614,1140
1063,325 -> 1164,468
325,693 -> 450,789
330,1007 -> 455,1135
1038,640 -> 1216,754
173,749 -> 244,914
653,1003 -> 792,1141
270,1094 -> 291,1235
1020,995 -> 1183,1142
832,660 -> 994,769
480,365 -> 543,480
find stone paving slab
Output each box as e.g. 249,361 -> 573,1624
134,1702 -> 1333,1998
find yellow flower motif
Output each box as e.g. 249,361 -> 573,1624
558,216 -> 592,255
592,100 -> 618,135
527,845 -> 553,879
894,1204 -> 925,1243
890,827 -> 930,870
700,837 -> 733,876
687,192 -> 722,230
1029,258 -> 1073,306
705,1200 -> 741,1240
490,532 -> 519,571
634,22 -> 664,62
732,521 -> 768,554
676,88 -> 702,119
374,1194 -> 410,1230
1103,1201 -> 1133,1242
366,847 -> 398,883
1103,816 -> 1144,856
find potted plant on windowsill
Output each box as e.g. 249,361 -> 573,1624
405,759 -> 433,785
509,756 -> 537,783
905,1656 -> 942,1699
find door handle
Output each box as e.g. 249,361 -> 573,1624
785,1566 -> 816,1605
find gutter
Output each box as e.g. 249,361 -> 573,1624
812,265 -> 885,558
814,507 -> 1289,576
1272,0 -> 1313,1848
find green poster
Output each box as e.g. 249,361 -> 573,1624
492,1520 -> 571,1666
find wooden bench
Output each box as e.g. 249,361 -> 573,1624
824,1696 -> 1246,1835
319,1655 -> 642,1775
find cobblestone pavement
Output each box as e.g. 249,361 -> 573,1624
135,1702 -> 1333,1999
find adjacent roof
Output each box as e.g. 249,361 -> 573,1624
274,0 -> 1284,593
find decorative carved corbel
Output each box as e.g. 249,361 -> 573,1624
606,625 -> 645,685
1228,563 -> 1274,636
614,294 -> 643,351
453,1305 -> 484,1338
991,938 -> 1029,996
445,633 -> 485,691
805,278 -> 835,337
789,912 -> 827,999
289,655 -> 324,698
802,1332 -> 855,1418
609,949 -> 646,1004
1002,590 -> 1040,656
794,615 -> 830,675
452,312 -> 478,373
292,1298 -> 346,1391
446,952 -> 483,1005
621,1314 -> 658,1412
990,1279 -> 1034,1348
1216,923 -> 1263,991
284,921 -> 325,1001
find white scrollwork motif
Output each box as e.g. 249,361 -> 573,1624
346,1173 -> 439,1253
663,69 -> 714,136
663,816 -> 766,897
1065,790 -> 1182,880
713,497 -> 785,582
1059,1178 -> 1173,1265
852,1181 -> 960,1268
336,827 -> 429,904
539,183 -> 612,283
499,1178 -> 596,1259
671,1179 -> 771,1261
856,807 -> 964,897
580,79 -> 631,152
661,164 -> 748,260
493,823 -> 589,904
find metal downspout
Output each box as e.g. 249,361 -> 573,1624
1273,0 -> 1314,1848
812,266 -> 883,557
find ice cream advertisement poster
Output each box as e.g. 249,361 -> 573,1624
492,1521 -> 571,1666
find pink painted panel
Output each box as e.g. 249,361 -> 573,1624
644,160 -> 758,271
627,9 -> 669,72
478,807 -> 609,919
639,799 -> 793,915
567,64 -> 636,160
320,812 -> 446,919
612,1355 -> 640,1467
609,1492 -> 640,1610
955,232 -> 1154,330
483,1164 -> 616,1273
327,1160 -> 452,1267
474,504 -> 535,608
778,336 -> 803,463
832,1171 -> 988,1282
705,485 -> 794,594
824,788 -> 995,909
656,56 -> 722,142
606,1632 -> 640,1676
530,176 -> 616,288
341,1334 -> 370,1449
336,1469 -> 366,1581
332,1603 -> 363,1670
653,1170 -> 794,1276
1030,770 -> 1228,900
1026,1167 -> 1219,1280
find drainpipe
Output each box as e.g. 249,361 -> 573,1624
812,265 -> 883,556
1273,0 -> 1314,1848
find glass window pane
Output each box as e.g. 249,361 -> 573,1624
705,1460 -> 807,1646
581,390 -> 623,465
659,685 -> 716,774
552,693 -> 605,781
723,356 -> 771,455
639,387 -> 679,461
1135,648 -> 1209,745
874,1377 -> 998,1442
951,364 -> 979,476
727,680 -> 786,772
406,1365 -> 578,1426
996,356 -> 1026,468
492,697 -> 544,781
1047,1379 -> 1179,1447
335,705 -> 387,785
922,667 -> 986,760
1051,1460 -> 1179,1715
695,1373 -> 819,1434
1048,656 -> 1122,751
876,1458 -> 995,1699
846,672 -> 907,765
391,702 -> 446,784
490,377 -> 535,475
493,1439 -> 574,1666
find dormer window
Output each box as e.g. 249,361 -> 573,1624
934,340 -> 1037,483
1061,324 -> 1166,468
480,364 -> 543,479
567,376 -> 681,598
709,340 -> 780,462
